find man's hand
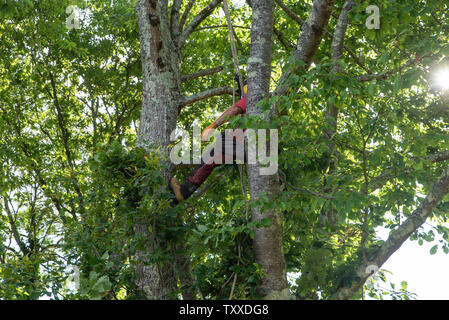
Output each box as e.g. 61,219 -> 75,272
201,122 -> 218,142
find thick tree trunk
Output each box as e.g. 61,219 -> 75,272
135,0 -> 224,300
246,0 -> 336,300
137,0 -> 180,152
135,0 -> 181,299
246,0 -> 290,300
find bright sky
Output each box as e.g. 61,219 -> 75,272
373,223 -> 449,300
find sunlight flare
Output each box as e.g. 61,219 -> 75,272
433,67 -> 449,91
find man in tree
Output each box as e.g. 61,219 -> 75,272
169,84 -> 248,205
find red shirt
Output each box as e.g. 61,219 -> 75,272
234,96 -> 246,113
232,96 -> 247,138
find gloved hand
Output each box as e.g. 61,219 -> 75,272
201,122 -> 218,142
233,74 -> 241,98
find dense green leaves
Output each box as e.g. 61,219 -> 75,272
1,0 -> 449,300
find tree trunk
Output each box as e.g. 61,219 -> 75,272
246,0 -> 290,300
135,0 -> 181,299
135,0 -> 224,300
137,0 -> 180,152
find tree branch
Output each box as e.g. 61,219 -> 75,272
180,86 -> 234,108
331,0 -> 355,72
194,24 -> 250,31
180,0 -> 196,31
275,0 -> 371,74
333,165 -> 449,299
274,0 -> 303,25
181,66 -> 224,82
320,0 -> 355,226
279,169 -> 335,200
356,53 -> 431,82
273,27 -> 295,50
369,150 -> 449,193
0,105 -> 72,219
47,71 -> 84,211
3,197 -> 28,255
179,0 -> 223,47
170,0 -> 182,42
421,151 -> 449,163
274,0 -> 336,97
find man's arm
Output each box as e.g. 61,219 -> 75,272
214,105 -> 243,127
201,105 -> 244,142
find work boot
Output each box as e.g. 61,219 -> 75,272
168,176 -> 199,206
180,180 -> 198,200
168,176 -> 184,206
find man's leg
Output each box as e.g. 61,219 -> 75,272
169,134 -> 226,204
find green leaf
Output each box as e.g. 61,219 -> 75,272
401,281 -> 407,290
430,245 -> 438,255
367,80 -> 376,95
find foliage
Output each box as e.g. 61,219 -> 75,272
1,0 -> 449,300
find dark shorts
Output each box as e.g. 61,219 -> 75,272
188,131 -> 247,187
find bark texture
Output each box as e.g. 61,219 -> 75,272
137,0 -> 180,152
135,0 -> 224,300
275,0 -> 336,96
136,0 -> 181,299
245,0 -> 336,299
246,0 -> 290,300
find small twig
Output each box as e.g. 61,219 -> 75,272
229,273 -> 238,300
238,164 -> 250,221
219,272 -> 235,297
229,244 -> 241,300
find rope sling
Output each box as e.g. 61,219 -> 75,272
222,0 -> 246,197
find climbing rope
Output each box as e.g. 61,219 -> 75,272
222,0 -> 244,103
222,0 -> 247,197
